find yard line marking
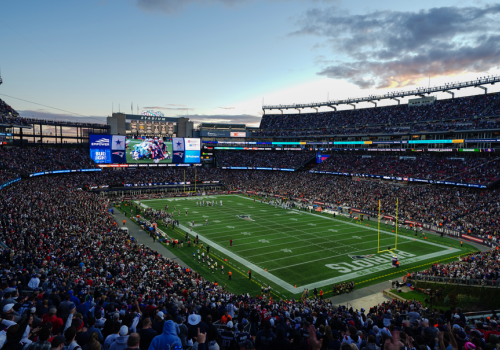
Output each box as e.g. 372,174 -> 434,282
266,241 -> 415,270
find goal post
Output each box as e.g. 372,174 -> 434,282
377,198 -> 398,255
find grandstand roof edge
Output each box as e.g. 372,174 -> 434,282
262,76 -> 500,110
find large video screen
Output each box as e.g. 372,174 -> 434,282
89,135 -> 200,164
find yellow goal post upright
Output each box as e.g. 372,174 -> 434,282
377,198 -> 399,256
183,169 -> 198,194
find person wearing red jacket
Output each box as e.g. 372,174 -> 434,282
41,307 -> 63,334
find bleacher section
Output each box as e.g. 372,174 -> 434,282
256,93 -> 500,137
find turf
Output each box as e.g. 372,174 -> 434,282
119,194 -> 476,300
125,139 -> 173,164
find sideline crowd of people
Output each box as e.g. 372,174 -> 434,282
411,249 -> 499,284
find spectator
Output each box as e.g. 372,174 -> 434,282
147,320 -> 181,350
109,326 -> 129,350
137,319 -> 156,350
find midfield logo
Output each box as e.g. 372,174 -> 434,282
237,215 -> 254,221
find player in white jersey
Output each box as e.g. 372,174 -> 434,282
220,200 -> 222,206
205,219 -> 208,225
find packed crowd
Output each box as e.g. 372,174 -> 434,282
0,174 -> 499,350
0,147 -> 97,174
220,171 -> 500,238
257,93 -> 500,136
252,117 -> 500,138
0,99 -> 19,118
315,155 -> 500,185
0,99 -> 31,127
216,151 -> 314,169
0,169 -> 19,184
0,175 -> 498,350
412,249 -> 499,284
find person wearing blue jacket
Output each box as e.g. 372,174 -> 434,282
148,320 -> 181,350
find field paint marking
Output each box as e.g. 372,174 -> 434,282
236,230 -> 401,254
175,222 -> 296,292
207,204 -> 361,255
236,195 -> 451,250
146,197 -> 461,292
250,236 -> 412,261
267,241 -> 415,270
234,195 -> 461,290
298,248 -> 460,291
194,204 -> 374,251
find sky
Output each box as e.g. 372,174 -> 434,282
1,0 -> 500,127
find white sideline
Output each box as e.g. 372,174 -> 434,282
140,196 -> 460,293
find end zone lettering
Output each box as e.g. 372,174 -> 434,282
326,250 -> 416,273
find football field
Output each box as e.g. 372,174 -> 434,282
134,194 -> 474,299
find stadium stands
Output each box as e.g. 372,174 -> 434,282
411,249 -> 499,285
216,151 -> 314,169
0,98 -> 19,117
0,173 -> 498,350
0,147 -> 97,174
0,98 -> 31,126
256,93 -> 500,137
220,171 -> 500,238
315,155 -> 500,185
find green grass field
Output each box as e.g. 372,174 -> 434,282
120,194 -> 476,300
126,139 -> 173,164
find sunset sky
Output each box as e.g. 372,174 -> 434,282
1,0 -> 500,126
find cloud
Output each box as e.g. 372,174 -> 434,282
293,5 -> 500,89
18,109 -> 107,124
217,106 -> 235,110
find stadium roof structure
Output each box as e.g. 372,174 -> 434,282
262,75 -> 500,112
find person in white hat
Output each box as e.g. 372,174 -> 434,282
108,326 -> 129,350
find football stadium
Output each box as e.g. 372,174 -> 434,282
2,2 -> 500,350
